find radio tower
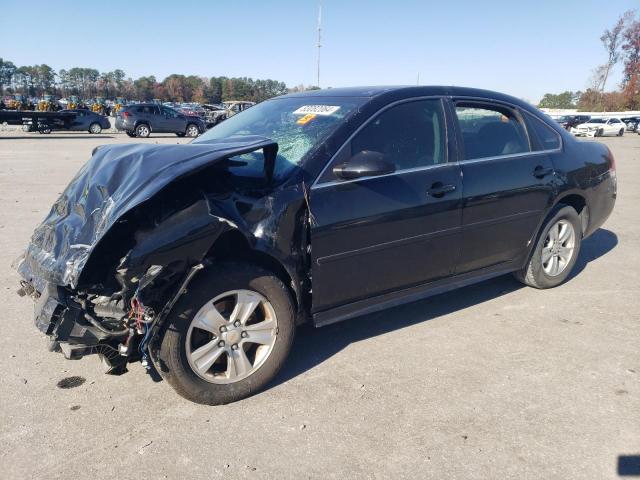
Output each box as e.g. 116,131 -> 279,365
316,2 -> 322,89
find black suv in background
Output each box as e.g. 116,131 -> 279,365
115,103 -> 206,138
555,115 -> 591,130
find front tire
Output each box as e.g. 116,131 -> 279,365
157,262 -> 295,405
89,122 -> 102,134
126,131 -> 136,138
514,206 -> 582,289
176,132 -> 186,137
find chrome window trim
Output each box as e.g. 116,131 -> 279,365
453,149 -> 555,165
312,162 -> 453,190
311,96 -> 448,189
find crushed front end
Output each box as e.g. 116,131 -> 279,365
15,136 -> 292,375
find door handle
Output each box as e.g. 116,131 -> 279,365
533,166 -> 554,178
427,182 -> 456,198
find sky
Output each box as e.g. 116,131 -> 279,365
1,0 -> 638,103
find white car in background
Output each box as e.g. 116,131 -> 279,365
571,117 -> 626,137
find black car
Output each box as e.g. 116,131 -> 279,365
555,114 -> 591,130
65,109 -> 112,133
115,103 -> 206,138
15,86 -> 616,405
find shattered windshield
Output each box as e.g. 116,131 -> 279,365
193,96 -> 366,179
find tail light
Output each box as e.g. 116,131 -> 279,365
122,111 -> 130,118
608,147 -> 616,172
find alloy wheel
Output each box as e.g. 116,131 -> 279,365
185,289 -> 278,384
542,219 -> 576,276
186,125 -> 199,137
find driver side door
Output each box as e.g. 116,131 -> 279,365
309,98 -> 462,314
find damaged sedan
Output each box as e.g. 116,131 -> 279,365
15,86 -> 616,405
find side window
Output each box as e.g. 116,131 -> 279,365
454,102 -> 530,160
525,114 -> 561,151
162,107 -> 178,118
350,99 -> 447,171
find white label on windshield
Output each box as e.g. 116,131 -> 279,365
293,105 -> 340,116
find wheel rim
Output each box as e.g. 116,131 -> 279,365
185,289 -> 278,384
90,124 -> 101,133
138,125 -> 149,136
187,125 -> 198,136
542,220 -> 576,276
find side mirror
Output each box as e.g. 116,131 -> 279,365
332,150 -> 395,180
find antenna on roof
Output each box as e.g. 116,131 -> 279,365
316,2 -> 322,89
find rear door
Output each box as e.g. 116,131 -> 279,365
147,105 -> 162,131
159,107 -> 185,133
451,99 -> 556,274
310,98 -> 462,313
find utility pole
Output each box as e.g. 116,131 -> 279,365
316,2 -> 322,88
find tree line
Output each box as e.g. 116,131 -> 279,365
0,59 -> 302,103
539,10 -> 640,111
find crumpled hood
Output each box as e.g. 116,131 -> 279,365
16,136 -> 278,290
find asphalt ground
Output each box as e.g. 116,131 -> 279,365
0,129 -> 638,479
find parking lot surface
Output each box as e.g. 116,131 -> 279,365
0,131 -> 638,479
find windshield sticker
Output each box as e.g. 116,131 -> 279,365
293,105 -> 340,116
296,113 -> 317,125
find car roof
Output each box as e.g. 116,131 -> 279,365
277,85 -> 539,114
278,85 -> 523,102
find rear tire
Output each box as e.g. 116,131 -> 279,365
618,128 -> 624,136
125,131 -> 136,138
514,206 -> 582,289
135,123 -> 150,138
157,262 -> 295,405
175,132 -> 186,137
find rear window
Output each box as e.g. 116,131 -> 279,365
454,102 -> 530,160
136,105 -> 158,114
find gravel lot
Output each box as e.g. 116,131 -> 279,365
0,130 -> 638,479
